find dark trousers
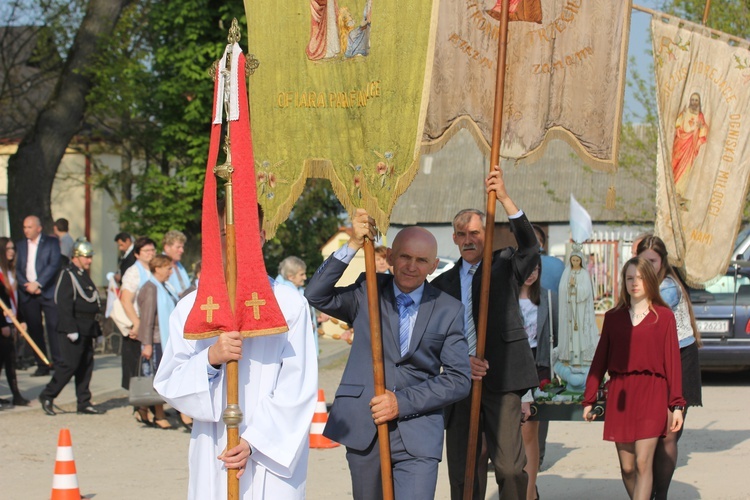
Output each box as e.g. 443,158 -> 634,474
446,392 -> 488,500
346,423 -> 439,500
19,294 -> 59,368
0,333 -> 22,398
538,420 -> 549,467
482,390 -> 528,500
121,336 -> 141,390
40,335 -> 94,409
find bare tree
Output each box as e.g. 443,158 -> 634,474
5,0 -> 132,239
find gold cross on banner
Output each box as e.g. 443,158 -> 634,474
244,292 -> 266,320
201,296 -> 220,322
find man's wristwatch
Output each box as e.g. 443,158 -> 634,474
670,405 -> 685,412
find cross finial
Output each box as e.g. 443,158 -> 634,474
201,296 -> 220,322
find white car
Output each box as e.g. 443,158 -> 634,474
427,257 -> 455,282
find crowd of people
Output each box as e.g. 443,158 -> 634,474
0,218 -> 201,426
0,173 -> 703,500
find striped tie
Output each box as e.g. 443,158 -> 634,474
396,293 -> 414,356
466,265 -> 478,356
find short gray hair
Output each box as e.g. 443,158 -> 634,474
278,256 -> 306,278
452,209 -> 485,232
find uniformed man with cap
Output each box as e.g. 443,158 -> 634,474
39,238 -> 105,416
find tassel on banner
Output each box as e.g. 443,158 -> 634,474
606,184 -> 616,210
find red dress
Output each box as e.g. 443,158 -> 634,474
583,305 -> 685,442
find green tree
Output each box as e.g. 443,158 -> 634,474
4,0 -> 131,238
85,0 -> 245,244
663,1 -> 750,34
263,179 -> 346,279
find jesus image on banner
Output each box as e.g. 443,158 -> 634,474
306,0 -> 341,60
672,92 -> 709,195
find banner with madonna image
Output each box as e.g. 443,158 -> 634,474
243,0 -> 439,236
652,14 -> 750,286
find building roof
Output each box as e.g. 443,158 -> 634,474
390,128 -> 655,225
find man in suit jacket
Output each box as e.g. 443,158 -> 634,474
15,215 -> 61,375
305,212 -> 471,500
114,232 -> 136,285
431,165 -> 540,500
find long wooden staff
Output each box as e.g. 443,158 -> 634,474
0,298 -> 52,366
364,237 -> 395,499
702,0 -> 711,25
464,1 -> 511,498
214,40 -> 241,500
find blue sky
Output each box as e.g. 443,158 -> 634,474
626,0 -> 661,121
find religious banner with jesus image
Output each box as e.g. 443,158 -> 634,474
652,15 -> 750,286
422,0 -> 631,172
244,0 -> 438,236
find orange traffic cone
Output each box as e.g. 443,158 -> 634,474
51,428 -> 81,500
310,389 -> 339,449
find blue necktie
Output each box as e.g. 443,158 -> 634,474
466,265 -> 478,356
396,293 -> 414,356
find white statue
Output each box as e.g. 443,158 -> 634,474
554,247 -> 599,392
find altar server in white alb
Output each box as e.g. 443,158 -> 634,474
154,206 -> 318,499
155,281 -> 318,499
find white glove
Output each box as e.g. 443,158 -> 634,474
67,332 -> 80,342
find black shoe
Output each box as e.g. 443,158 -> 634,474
77,405 -> 103,415
31,367 -> 50,377
39,396 -> 55,416
12,396 -> 30,407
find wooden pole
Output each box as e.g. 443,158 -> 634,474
224,215 -> 241,500
463,1 -> 510,499
702,0 -> 712,25
364,237 -> 395,499
214,28 -> 241,499
0,298 -> 51,366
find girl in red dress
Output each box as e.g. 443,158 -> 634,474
583,257 -> 685,500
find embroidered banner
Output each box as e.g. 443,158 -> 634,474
652,15 -> 750,286
422,0 -> 631,172
244,0 -> 438,236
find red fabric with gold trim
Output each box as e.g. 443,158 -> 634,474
184,50 -> 288,339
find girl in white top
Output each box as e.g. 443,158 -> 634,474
519,263 -> 557,500
637,235 -> 702,500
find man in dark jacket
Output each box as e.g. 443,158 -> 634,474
431,165 -> 540,500
39,238 -> 104,416
15,215 -> 61,375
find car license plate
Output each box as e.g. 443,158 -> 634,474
697,320 -> 729,333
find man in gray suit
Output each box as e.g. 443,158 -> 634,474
431,165 -> 540,500
305,212 -> 471,500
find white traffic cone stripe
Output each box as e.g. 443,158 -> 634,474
56,446 -> 74,461
311,422 -> 326,434
52,474 -> 79,489
315,401 -> 327,412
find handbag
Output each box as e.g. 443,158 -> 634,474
128,356 -> 164,407
110,297 -> 133,336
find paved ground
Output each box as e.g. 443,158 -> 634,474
1,337 -> 749,499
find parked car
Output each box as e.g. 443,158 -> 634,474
690,262 -> 750,371
427,257 -> 455,281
